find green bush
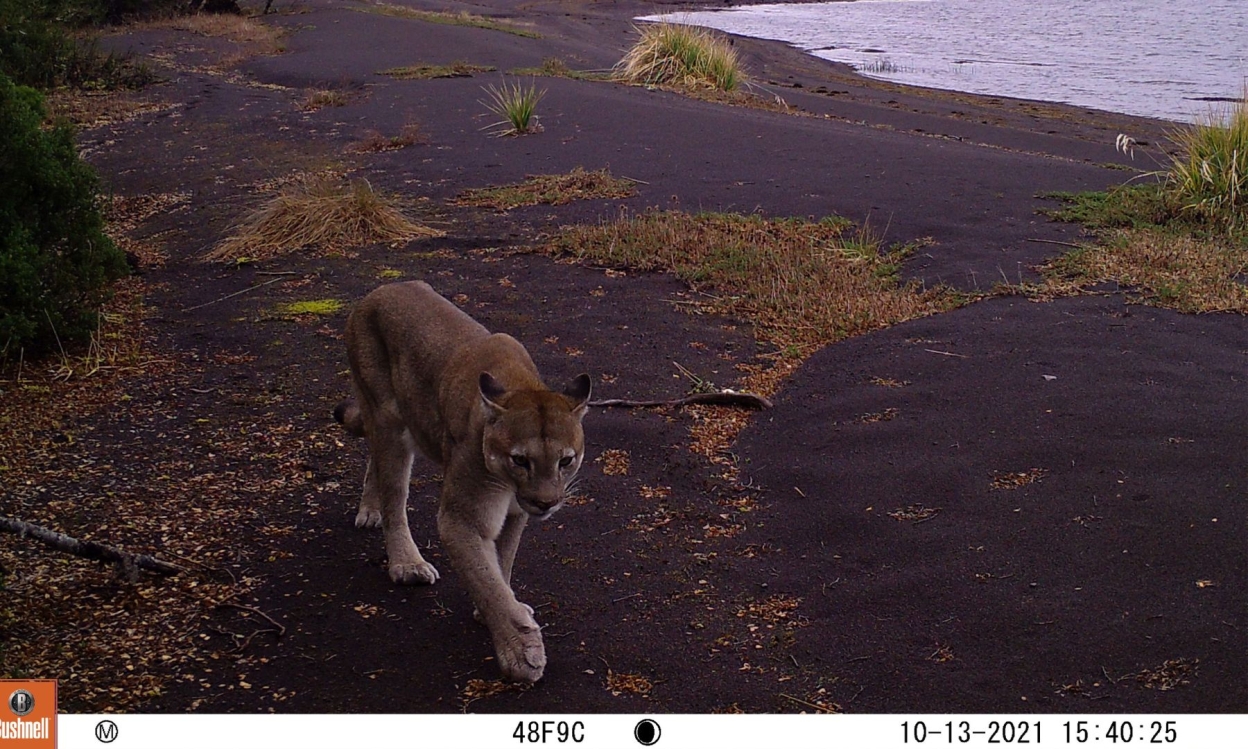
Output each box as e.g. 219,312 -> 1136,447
0,0 -> 159,90
0,72 -> 128,357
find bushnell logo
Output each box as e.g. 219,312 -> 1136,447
7,689 -> 33,717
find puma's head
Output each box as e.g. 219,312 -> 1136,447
479,372 -> 591,519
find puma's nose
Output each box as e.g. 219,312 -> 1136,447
523,494 -> 562,517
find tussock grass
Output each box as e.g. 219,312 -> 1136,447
350,123 -> 427,153
207,175 -> 443,262
545,210 -> 964,354
480,80 -> 545,136
353,2 -> 540,38
299,89 -> 350,111
452,167 -> 637,210
615,23 -> 742,92
1167,95 -> 1248,228
381,62 -> 496,80
509,57 -> 603,81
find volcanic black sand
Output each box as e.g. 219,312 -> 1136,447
2,0 -> 1243,715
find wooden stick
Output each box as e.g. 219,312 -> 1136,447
182,276 -> 291,313
0,515 -> 182,580
218,601 -> 287,637
590,391 -> 773,410
1025,238 -> 1083,249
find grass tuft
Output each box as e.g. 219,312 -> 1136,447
480,80 -> 545,136
299,89 -> 351,112
207,175 -> 443,262
544,210 -> 964,354
509,57 -> 603,81
1166,95 -> 1248,229
350,123 -> 428,153
452,167 -> 637,211
615,23 -> 742,92
381,62 -> 496,80
353,3 -> 541,38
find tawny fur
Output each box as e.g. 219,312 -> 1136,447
335,281 -> 590,683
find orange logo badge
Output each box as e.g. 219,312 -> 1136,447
0,681 -> 55,748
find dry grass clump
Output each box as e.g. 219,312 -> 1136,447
545,210 -> 963,355
381,62 -> 496,80
1039,229 -> 1248,313
43,90 -> 175,129
300,89 -> 351,111
135,11 -> 286,55
509,57 -> 602,81
452,167 -> 637,210
353,2 -> 540,38
350,123 -> 428,153
616,23 -> 742,92
207,175 -> 443,261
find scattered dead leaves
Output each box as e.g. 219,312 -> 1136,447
888,504 -> 941,523
595,449 -> 630,476
605,670 -> 653,697
990,468 -> 1048,490
870,376 -> 909,387
460,678 -> 527,710
858,407 -> 899,424
1135,658 -> 1198,691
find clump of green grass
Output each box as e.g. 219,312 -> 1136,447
299,88 -> 350,111
1167,96 -> 1248,229
615,23 -> 742,92
381,61 -> 496,80
349,123 -> 427,153
544,211 -> 963,354
275,299 -> 344,318
1038,188 -> 1246,313
207,174 -> 443,262
452,167 -> 637,210
480,80 -> 545,136
509,57 -> 603,81
353,3 -> 540,39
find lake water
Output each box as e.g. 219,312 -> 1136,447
647,0 -> 1248,123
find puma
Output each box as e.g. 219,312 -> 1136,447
333,281 -> 590,683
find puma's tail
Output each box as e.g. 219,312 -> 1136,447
333,398 -> 365,437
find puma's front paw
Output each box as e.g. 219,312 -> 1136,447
355,506 -> 382,529
388,560 -> 440,585
494,613 -> 546,683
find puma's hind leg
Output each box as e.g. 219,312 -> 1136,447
354,455 -> 383,529
370,427 -> 440,585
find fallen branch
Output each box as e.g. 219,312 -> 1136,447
0,515 -> 183,581
590,391 -> 773,410
1026,237 -> 1083,249
182,276 -> 292,313
218,601 -> 287,637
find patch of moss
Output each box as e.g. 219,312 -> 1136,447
275,298 -> 344,317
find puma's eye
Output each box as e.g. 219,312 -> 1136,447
510,454 -> 530,469
558,455 -> 574,469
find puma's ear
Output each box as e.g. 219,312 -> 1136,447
479,372 -> 507,416
563,373 -> 592,416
